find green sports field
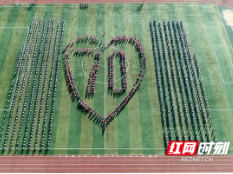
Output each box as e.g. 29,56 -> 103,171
0,3 -> 233,155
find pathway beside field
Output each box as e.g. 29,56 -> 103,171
0,155 -> 233,172
0,0 -> 233,9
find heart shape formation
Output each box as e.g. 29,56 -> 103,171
63,35 -> 147,130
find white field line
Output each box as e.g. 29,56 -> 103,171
212,6 -> 233,77
212,46 -> 233,84
0,4 -> 212,8
0,168 -> 230,170
3,155 -> 233,157
104,5 -> 106,149
8,71 -> 20,111
212,45 -> 226,47
1,147 -> 233,150
198,8 -> 233,85
0,148 -> 165,150
212,46 -> 226,84
204,25 -> 215,28
2,4 -> 98,8
210,109 -> 233,110
3,147 -> 233,150
0,27 -> 29,28
214,44 -> 233,82
0,164 -> 232,166
0,27 -> 29,111
198,12 -> 222,83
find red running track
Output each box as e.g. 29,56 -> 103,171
0,0 -> 233,10
0,155 -> 233,172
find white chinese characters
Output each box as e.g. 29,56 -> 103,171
197,142 -> 230,155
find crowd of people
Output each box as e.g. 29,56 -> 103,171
0,17 -> 66,153
40,18 -> 65,151
65,59 -> 81,101
19,18 -> 43,152
79,3 -> 89,9
108,49 -> 127,96
0,18 -> 36,152
64,34 -> 147,130
150,18 -> 215,147
25,18 -> 49,152
77,35 -> 99,45
87,50 -> 101,96
32,18 -> 53,151
40,19 -> 56,149
108,53 -> 114,89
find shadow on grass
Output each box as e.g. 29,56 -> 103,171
27,3 -> 36,11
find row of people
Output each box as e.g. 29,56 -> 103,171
179,21 -> 212,138
32,18 -> 54,150
1,17 -> 66,152
74,47 -> 95,56
40,18 -> 61,151
77,35 -> 99,45
87,50 -> 101,95
17,18 -> 43,152
108,50 -> 128,96
151,19 -> 195,146
46,18 -> 66,150
150,19 -> 215,146
65,56 -> 81,101
20,19 -> 44,151
108,53 -> 114,88
1,18 -> 36,151
165,20 -> 191,141
104,36 -> 147,129
26,18 -> 48,151
173,20 -> 212,142
174,21 -> 208,141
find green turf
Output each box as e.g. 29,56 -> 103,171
0,3 -> 233,155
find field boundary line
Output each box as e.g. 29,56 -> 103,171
210,109 -> 233,110
0,27 -> 29,28
1,155 -> 233,157
2,5 -> 99,8
212,46 -> 233,84
0,164 -> 232,166
0,167 -> 231,170
104,4 -> 106,149
212,6 -> 233,74
0,4 -> 213,8
212,46 -> 226,83
0,147 -> 166,150
212,45 -> 225,47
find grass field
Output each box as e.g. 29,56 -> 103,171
0,3 -> 233,155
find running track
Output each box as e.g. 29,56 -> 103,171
1,0 -> 233,9
1,0 -> 233,173
0,155 -> 233,172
